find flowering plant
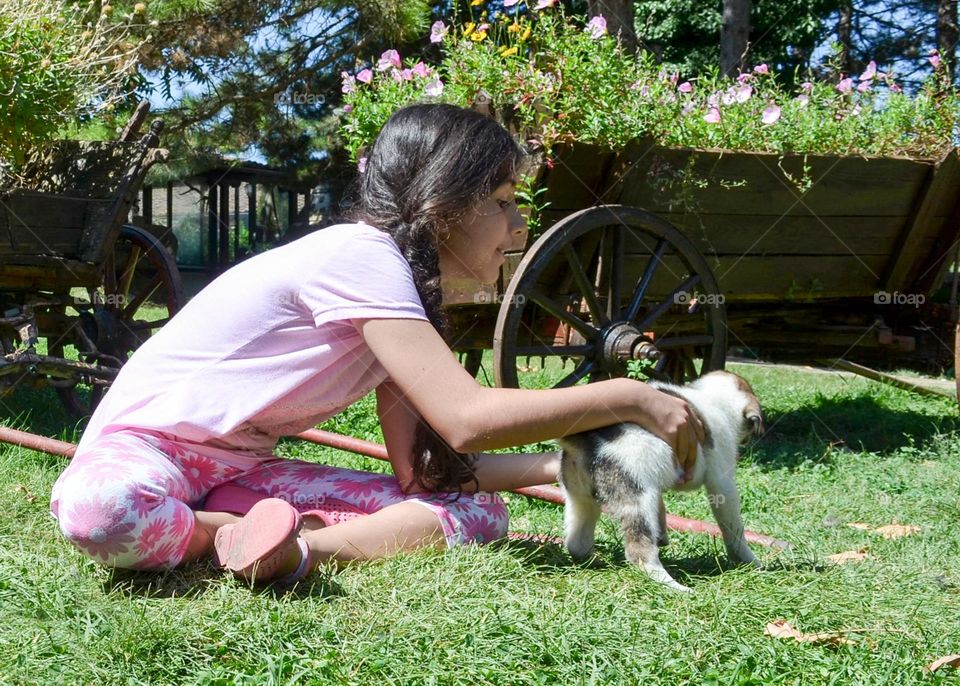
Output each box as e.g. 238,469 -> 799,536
340,2 -> 957,165
0,0 -> 148,168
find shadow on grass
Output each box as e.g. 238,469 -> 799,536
103,561 -> 347,601
748,394 -> 960,470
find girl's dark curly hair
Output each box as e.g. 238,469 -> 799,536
346,103 -> 526,496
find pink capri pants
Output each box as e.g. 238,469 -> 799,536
50,429 -> 508,570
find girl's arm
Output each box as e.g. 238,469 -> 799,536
376,379 -> 559,494
361,318 -> 703,470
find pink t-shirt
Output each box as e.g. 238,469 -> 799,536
78,222 -> 428,456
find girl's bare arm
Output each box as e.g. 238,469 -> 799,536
362,318 -> 703,470
377,380 -> 559,494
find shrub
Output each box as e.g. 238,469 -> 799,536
340,3 -> 958,163
0,0 -> 147,168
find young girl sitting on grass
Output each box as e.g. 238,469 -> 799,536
50,103 -> 703,586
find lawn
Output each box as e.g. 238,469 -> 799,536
1,357 -> 959,685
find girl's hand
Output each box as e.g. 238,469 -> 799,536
631,385 -> 705,480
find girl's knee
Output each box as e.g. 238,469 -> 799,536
443,491 -> 509,546
55,477 -> 189,570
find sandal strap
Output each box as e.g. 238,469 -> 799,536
275,536 -> 311,586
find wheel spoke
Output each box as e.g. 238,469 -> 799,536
625,238 -> 668,321
607,226 -> 623,320
126,317 -> 171,331
562,243 -> 607,326
528,288 -> 598,339
117,245 -> 143,304
554,358 -> 594,388
654,334 -> 714,350
122,275 -> 163,317
515,344 -> 593,356
636,273 -> 701,331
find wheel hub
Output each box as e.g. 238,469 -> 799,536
597,321 -> 660,373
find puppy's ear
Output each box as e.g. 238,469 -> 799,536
743,402 -> 765,437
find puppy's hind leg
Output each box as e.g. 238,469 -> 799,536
562,484 -> 603,562
620,491 -> 691,593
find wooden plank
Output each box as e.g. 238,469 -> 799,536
538,209 -> 916,257
532,253 -> 886,304
616,148 -> 931,217
538,142 -> 618,212
882,150 -> 960,292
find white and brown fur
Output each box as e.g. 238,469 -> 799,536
557,371 -> 764,592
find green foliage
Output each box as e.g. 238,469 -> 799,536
0,0 -> 146,167
634,0 -> 841,82
341,6 -> 959,162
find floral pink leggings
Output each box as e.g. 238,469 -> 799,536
50,430 -> 508,570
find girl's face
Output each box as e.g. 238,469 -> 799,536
439,180 -> 528,285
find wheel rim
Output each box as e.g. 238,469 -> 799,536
52,224 -> 183,417
494,205 -> 727,389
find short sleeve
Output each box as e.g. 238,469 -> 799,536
298,227 -> 429,327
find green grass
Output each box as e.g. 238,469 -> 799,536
2,358 -> 960,685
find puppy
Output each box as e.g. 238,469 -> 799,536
557,371 -> 764,592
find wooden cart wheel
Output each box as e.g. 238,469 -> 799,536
51,224 -> 184,418
494,205 -> 726,389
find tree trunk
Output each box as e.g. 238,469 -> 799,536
937,0 -> 958,82
588,0 -> 637,53
720,0 -> 751,77
837,0 -> 853,76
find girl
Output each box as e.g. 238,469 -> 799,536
50,103 -> 703,586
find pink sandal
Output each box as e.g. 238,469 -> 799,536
213,498 -> 312,586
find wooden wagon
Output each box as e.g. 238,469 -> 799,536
444,139 -> 960,395
0,108 -> 183,415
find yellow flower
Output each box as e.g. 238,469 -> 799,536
471,30 -> 488,42
520,27 -> 532,41
470,0 -> 483,5
463,22 -> 475,37
507,22 -> 521,33
500,46 -> 519,57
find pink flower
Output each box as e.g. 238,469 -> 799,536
377,49 -> 401,71
330,477 -> 387,500
736,72 -> 753,83
836,77 -> 853,94
340,70 -> 355,94
135,518 -> 168,556
859,60 -> 877,81
535,0 -> 556,8
342,104 -> 353,113
179,453 -> 220,493
503,0 -> 520,5
800,81 -> 813,92
356,68 -> 373,84
586,15 -> 607,38
930,49 -> 942,68
678,81 -> 693,93
412,61 -> 430,78
358,157 -> 367,173
139,541 -> 178,570
761,104 -> 781,124
425,78 -> 444,96
753,63 -> 769,74
890,83 -> 902,93
851,104 -> 862,117
430,20 -> 448,43
681,101 -> 696,115
734,84 -> 752,103
795,94 -> 810,107
704,107 -> 721,124
857,80 -> 871,93
171,505 -> 192,540
64,495 -> 136,562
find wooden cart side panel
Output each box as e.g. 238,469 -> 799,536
881,149 -> 960,294
0,191 -> 112,260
